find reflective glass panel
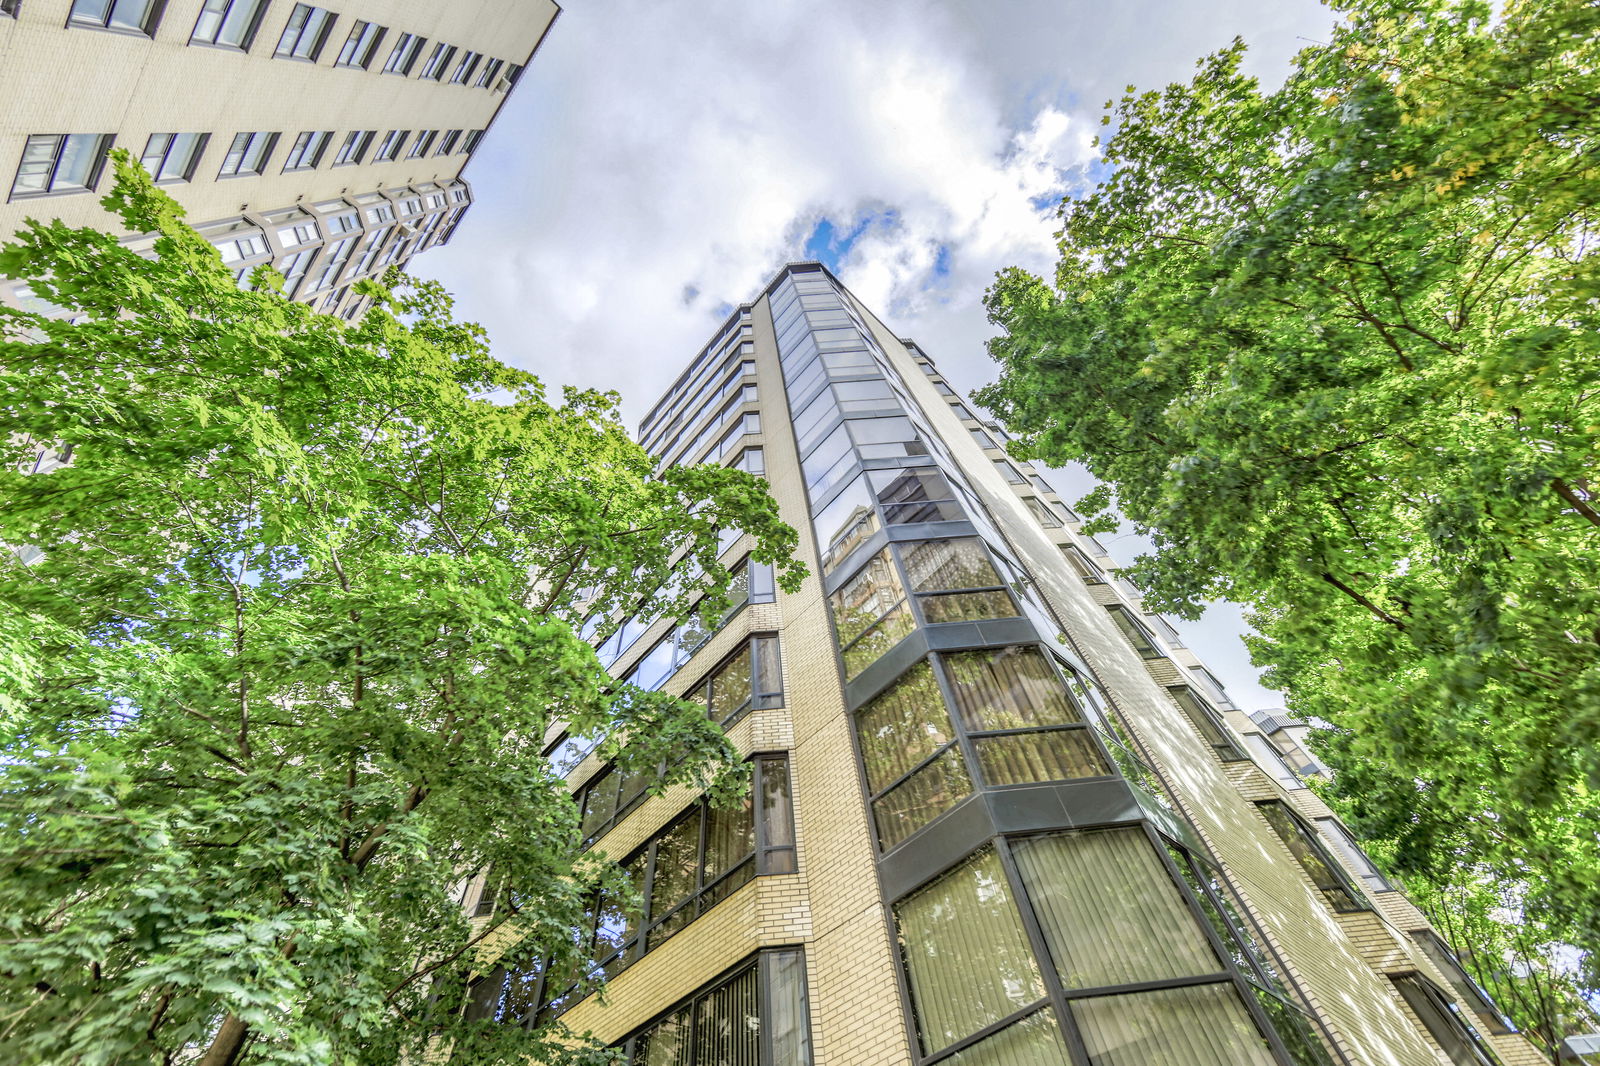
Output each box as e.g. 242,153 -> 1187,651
944,647 -> 1081,731
893,848 -> 1044,1054
854,662 -> 951,792
1012,829 -> 1221,989
1071,984 -> 1275,1066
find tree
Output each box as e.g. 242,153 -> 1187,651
977,0 -> 1600,1034
0,154 -> 803,1065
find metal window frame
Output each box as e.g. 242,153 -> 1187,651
217,130 -> 278,178
885,826 -> 1337,1066
1255,800 -> 1370,913
141,131 -> 209,183
544,757 -> 796,1015
188,0 -> 269,50
381,30 -> 423,74
66,0 -> 166,34
280,129 -> 329,171
9,132 -> 115,200
272,2 -> 334,60
333,17 -> 384,67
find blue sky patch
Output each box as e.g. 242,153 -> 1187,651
802,210 -> 896,272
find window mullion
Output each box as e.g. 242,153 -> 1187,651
1145,824 -> 1315,1066
991,836 -> 1092,1066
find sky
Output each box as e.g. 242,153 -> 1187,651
423,0 -> 1340,712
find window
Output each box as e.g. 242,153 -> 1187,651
212,227 -> 269,284
871,467 -> 962,526
190,0 -> 268,48
1315,817 -> 1394,894
1,0 -> 17,16
461,129 -> 483,154
417,41 -> 455,79
138,132 -> 207,183
613,951 -> 812,1065
554,758 -> 797,996
1245,733 -> 1303,789
434,129 -> 461,156
474,57 -> 504,87
891,831 -> 1316,1066
381,31 -> 422,74
1061,544 -> 1104,583
10,134 -> 112,198
830,547 -> 913,680
405,129 -> 436,159
365,129 -> 404,162
1015,830 -> 1224,991
811,474 -> 878,576
280,130 -> 330,171
685,635 -> 783,727
1164,843 -> 1339,1066
1023,495 -> 1062,528
944,645 -> 1109,787
268,206 -> 318,247
331,129 -> 374,166
894,848 -> 1053,1057
542,731 -> 594,779
1391,974 -> 1503,1066
994,459 -> 1026,484
1169,686 -> 1250,761
217,131 -> 277,177
305,234 -> 354,293
273,247 -> 316,297
67,0 -> 163,33
1106,604 -> 1162,658
1256,801 -> 1368,912
1410,930 -> 1515,1035
449,49 -> 480,84
347,225 -> 392,278
856,661 -> 972,849
273,3 -> 333,58
333,17 -> 383,67
901,538 -> 1017,626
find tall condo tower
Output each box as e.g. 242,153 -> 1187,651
0,0 -> 557,319
471,264 -> 1540,1066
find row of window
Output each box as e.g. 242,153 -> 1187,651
44,0 -> 524,91
206,197 -> 455,297
8,125 -> 480,201
640,316 -> 755,456
570,635 -> 785,844
470,756 -> 799,1028
616,950 -> 810,1066
590,552 -> 773,676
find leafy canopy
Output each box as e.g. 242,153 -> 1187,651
0,154 -> 803,1065
978,0 -> 1600,1017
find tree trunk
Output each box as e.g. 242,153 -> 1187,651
197,1015 -> 250,1066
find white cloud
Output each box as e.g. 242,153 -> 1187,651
421,0 -> 1334,709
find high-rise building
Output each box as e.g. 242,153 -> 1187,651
469,261 -> 1543,1066
0,0 -> 557,319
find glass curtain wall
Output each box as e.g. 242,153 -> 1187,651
891,828 -> 1335,1066
768,269 -> 1334,1066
